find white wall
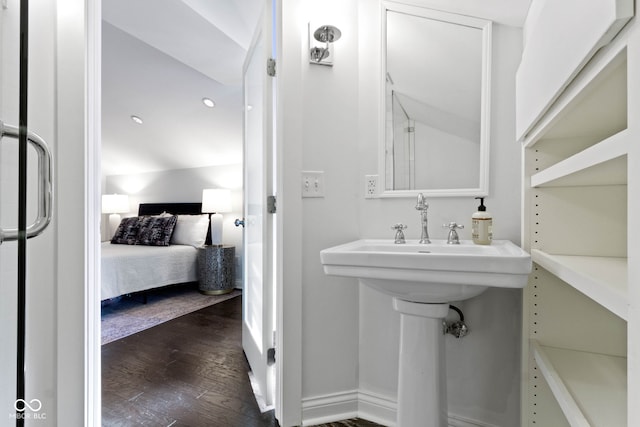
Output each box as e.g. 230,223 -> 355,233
286,0 -> 524,424
104,164 -> 244,285
298,0 -> 362,404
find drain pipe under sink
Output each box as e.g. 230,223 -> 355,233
444,305 -> 469,338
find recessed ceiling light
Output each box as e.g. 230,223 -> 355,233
202,97 -> 215,108
130,115 -> 143,124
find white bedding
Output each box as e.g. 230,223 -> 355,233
101,242 -> 198,300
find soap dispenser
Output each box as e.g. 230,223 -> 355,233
472,197 -> 492,245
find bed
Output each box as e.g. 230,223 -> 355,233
101,203 -> 211,301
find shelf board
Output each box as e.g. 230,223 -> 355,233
521,37 -> 628,148
532,250 -> 627,320
532,341 -> 627,427
531,129 -> 628,187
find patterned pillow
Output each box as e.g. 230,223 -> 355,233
135,215 -> 178,246
110,217 -> 142,245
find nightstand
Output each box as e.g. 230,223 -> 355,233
197,245 -> 235,295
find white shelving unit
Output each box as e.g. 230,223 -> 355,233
518,1 -> 637,425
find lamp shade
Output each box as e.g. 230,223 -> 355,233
102,194 -> 130,214
201,189 -> 232,213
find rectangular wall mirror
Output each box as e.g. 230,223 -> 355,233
380,2 -> 492,197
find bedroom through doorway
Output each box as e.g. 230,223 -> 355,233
98,0 -> 277,424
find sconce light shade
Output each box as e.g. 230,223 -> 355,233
309,23 -> 342,66
102,194 -> 130,214
202,189 -> 232,246
314,25 -> 342,43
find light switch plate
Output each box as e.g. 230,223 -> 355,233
301,171 -> 325,198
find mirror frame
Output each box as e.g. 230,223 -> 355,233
378,1 -> 493,198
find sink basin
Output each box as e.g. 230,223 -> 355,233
320,239 -> 531,303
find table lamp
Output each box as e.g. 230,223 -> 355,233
102,194 -> 130,239
201,188 -> 232,246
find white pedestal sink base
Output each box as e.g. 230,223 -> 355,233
321,239 -> 531,426
393,298 -> 450,427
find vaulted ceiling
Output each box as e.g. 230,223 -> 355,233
101,0 -> 261,176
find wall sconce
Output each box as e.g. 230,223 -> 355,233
202,188 -> 232,246
309,24 -> 342,66
102,194 -> 130,239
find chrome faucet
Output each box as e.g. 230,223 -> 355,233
443,222 -> 464,244
415,193 -> 430,244
392,223 -> 407,244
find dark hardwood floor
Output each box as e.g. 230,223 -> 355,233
102,295 -> 383,427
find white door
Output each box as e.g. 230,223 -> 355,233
241,0 -> 277,412
1,1 -> 57,424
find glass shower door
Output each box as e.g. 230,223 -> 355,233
1,1 -> 55,425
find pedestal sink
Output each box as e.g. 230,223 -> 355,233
320,239 -> 531,427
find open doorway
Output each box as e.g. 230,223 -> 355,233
99,1 -> 273,424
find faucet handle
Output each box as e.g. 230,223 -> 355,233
443,222 -> 463,244
443,222 -> 464,230
391,223 -> 407,244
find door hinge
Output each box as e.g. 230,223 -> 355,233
267,195 -> 276,214
267,58 -> 276,77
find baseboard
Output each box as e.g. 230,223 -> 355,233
357,390 -> 397,426
302,389 -> 501,427
301,390 -> 359,426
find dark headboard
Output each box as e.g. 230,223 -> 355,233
138,203 -> 211,245
138,202 -> 203,216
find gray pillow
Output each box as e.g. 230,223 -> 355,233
110,215 -> 177,246
135,215 -> 178,246
110,217 -> 141,245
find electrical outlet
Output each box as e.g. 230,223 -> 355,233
365,175 -> 378,198
301,171 -> 325,198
